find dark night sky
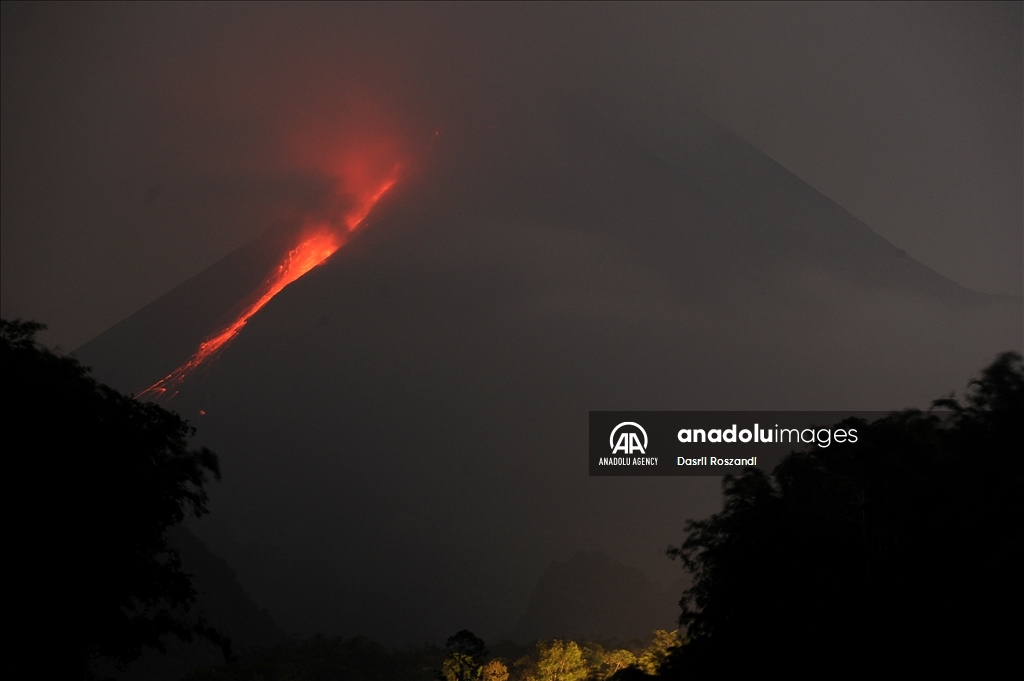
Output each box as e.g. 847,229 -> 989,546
2,2 -> 1021,351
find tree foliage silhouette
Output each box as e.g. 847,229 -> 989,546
663,352 -> 1023,677
1,319 -> 227,678
438,630 -> 488,681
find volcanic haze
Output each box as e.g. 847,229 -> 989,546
7,0 -> 1021,647
75,107 -> 1021,642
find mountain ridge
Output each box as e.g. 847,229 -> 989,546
73,108 -> 1021,644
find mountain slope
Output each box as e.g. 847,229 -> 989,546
74,109 -> 1021,644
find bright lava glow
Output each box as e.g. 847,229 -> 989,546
138,168 -> 398,401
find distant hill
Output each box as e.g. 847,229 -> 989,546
514,551 -> 683,642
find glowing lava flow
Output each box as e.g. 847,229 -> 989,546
138,171 -> 398,401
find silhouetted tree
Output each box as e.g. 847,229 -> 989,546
438,630 -> 488,681
1,319 -> 227,679
446,629 -> 488,663
662,352 -> 1023,677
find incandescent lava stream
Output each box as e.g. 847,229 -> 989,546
137,166 -> 400,401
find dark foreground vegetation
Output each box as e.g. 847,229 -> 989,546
2,320 -> 227,679
662,350 -> 1023,677
3,316 -> 1019,679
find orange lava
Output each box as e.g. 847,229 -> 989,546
344,176 -> 396,231
138,165 -> 399,401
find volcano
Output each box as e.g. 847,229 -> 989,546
74,109 -> 1021,643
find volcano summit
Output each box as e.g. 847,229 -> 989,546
75,108 -> 1021,643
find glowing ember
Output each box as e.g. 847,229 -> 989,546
138,167 -> 399,401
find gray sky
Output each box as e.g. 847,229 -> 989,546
2,2 -> 1021,350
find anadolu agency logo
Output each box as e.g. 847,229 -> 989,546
610,422 -> 648,454
591,410 -> 875,477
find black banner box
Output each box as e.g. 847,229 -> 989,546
588,411 -> 931,476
